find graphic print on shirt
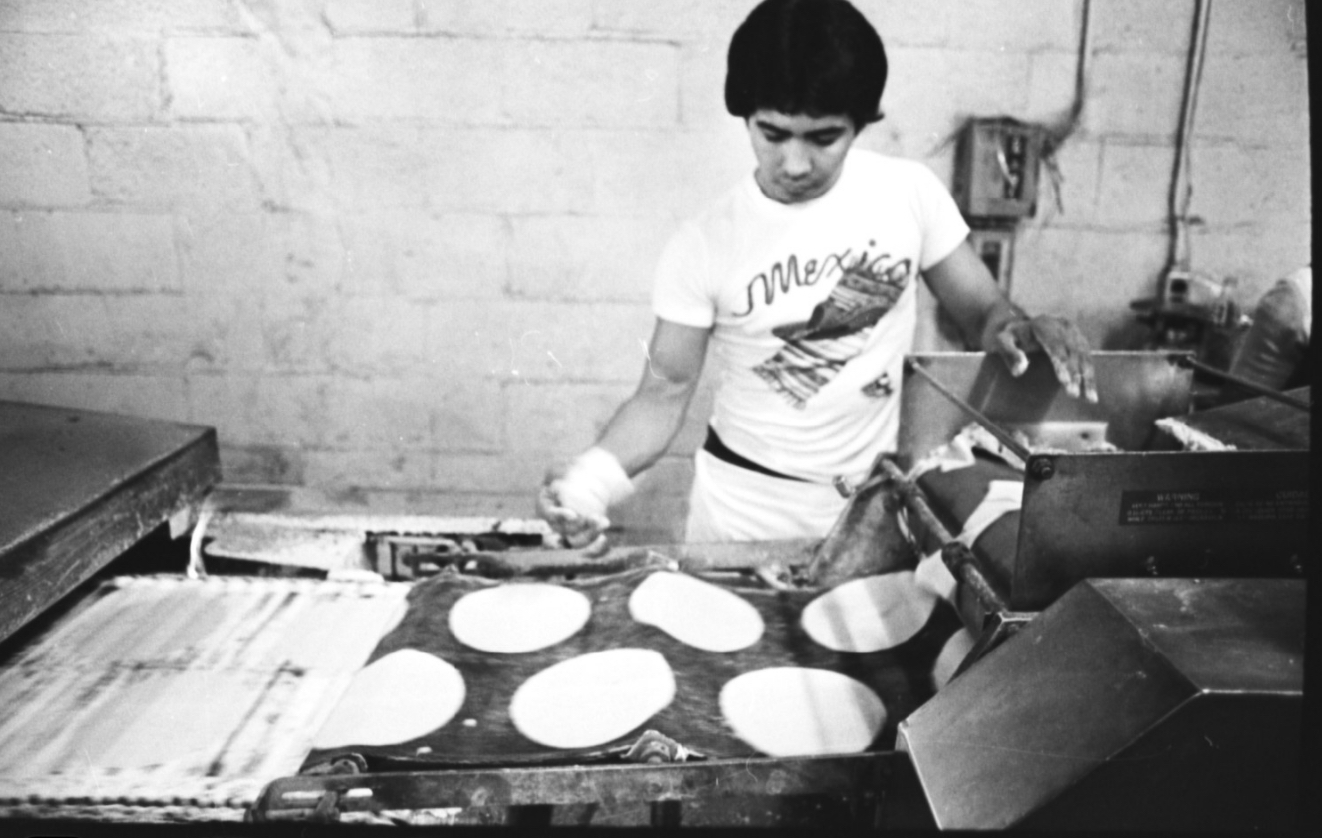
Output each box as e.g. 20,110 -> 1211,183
743,243 -> 913,409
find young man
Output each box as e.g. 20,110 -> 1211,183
538,0 -> 1096,551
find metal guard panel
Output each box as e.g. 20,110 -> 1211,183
1088,578 -> 1304,694
898,578 -> 1304,830
1015,450 -> 1309,610
896,351 -> 1192,471
1023,691 -> 1302,831
0,401 -> 221,645
899,580 -> 1198,830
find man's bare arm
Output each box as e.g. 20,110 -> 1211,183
537,318 -> 710,550
596,318 -> 711,474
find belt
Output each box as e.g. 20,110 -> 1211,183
702,427 -> 808,483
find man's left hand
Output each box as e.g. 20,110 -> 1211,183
992,315 -> 1098,402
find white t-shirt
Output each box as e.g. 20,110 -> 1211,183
653,149 -> 970,486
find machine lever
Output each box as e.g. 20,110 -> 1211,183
879,459 -> 1012,619
1177,356 -> 1310,411
903,358 -> 1033,466
940,541 -> 1011,617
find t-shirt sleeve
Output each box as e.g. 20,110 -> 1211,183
911,164 -> 971,271
651,222 -> 716,328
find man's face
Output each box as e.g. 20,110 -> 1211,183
747,110 -> 858,204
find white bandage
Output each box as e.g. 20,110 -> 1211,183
553,447 -> 635,520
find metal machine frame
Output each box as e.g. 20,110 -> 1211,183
247,351 -> 1308,826
897,352 -> 1307,623
251,751 -> 903,826
0,402 -> 220,645
7,347 -> 1306,826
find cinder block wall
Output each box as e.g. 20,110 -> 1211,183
0,0 -> 1310,542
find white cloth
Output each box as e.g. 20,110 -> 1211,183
1229,266 -> 1312,391
654,149 -> 969,540
684,449 -> 847,543
1288,266 -> 1312,339
914,480 -> 1024,603
959,480 -> 1024,546
907,422 -> 1029,481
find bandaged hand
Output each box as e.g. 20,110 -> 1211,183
536,447 -> 635,557
991,314 -> 1098,402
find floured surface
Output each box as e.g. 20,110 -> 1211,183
312,650 -> 465,748
720,667 -> 887,757
802,572 -> 938,653
1156,416 -> 1237,451
449,583 -> 590,653
0,575 -> 410,808
510,649 -> 675,749
628,571 -> 764,652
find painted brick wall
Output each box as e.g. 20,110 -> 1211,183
0,0 -> 1311,543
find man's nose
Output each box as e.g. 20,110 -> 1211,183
781,141 -> 812,178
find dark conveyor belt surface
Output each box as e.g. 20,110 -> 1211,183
302,565 -> 962,771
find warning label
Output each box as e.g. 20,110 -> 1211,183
1119,488 -> 1309,526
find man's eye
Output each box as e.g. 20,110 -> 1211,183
810,133 -> 843,147
763,131 -> 790,143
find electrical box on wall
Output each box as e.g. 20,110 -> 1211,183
952,118 -> 1045,219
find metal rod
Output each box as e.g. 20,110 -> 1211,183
879,459 -> 955,545
903,358 -> 1034,465
950,611 -> 1036,680
941,542 -> 1012,616
880,459 -> 1012,618
1178,356 -> 1311,411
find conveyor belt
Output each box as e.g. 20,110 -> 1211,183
302,566 -> 964,772
0,575 -> 410,810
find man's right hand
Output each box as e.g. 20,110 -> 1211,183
537,470 -> 611,555
991,314 -> 1098,402
535,448 -> 635,557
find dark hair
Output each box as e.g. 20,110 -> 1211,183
725,0 -> 887,131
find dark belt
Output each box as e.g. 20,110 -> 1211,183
703,427 -> 808,482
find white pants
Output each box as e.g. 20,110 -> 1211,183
684,449 -> 849,543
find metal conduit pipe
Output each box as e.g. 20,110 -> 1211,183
1165,0 -> 1214,275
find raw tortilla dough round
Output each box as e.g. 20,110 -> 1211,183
510,649 -> 675,749
720,667 -> 886,757
801,571 -> 937,653
628,571 -> 765,652
932,626 -> 978,691
312,649 -> 465,749
449,582 -> 591,653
